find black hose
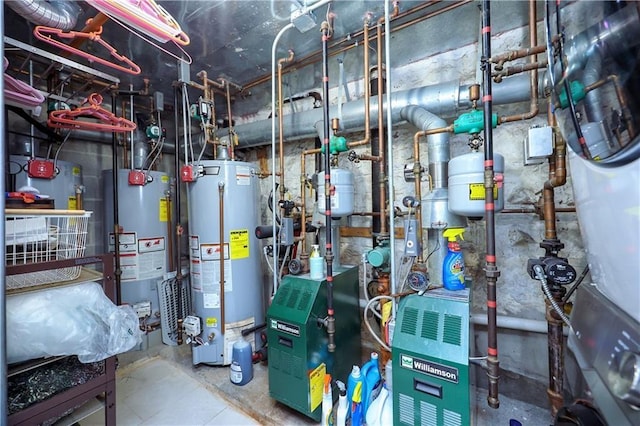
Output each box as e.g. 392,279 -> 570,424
321,21 -> 336,353
482,0 -> 501,409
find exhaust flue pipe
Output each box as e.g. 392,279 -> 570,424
7,0 -> 79,30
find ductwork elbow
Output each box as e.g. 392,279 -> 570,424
8,0 -> 80,30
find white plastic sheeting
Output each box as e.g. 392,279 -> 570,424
7,282 -> 141,364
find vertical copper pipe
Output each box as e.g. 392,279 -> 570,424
300,148 -> 322,256
498,0 -> 539,123
225,82 -> 235,160
166,193 -> 174,272
278,50 -> 295,203
412,126 -> 453,263
218,182 -> 226,337
347,18 -> 372,148
377,19 -> 387,236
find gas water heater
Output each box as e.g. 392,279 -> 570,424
9,155 -> 83,209
392,288 -> 471,426
103,169 -> 171,333
186,160 -> 265,366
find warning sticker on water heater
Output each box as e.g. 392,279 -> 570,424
236,166 -> 251,186
230,229 -> 249,259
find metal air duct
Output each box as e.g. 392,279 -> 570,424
7,0 -> 79,30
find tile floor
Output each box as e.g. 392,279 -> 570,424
77,358 -> 259,426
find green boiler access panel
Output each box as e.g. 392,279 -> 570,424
267,266 -> 362,421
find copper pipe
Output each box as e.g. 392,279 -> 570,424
225,81 -> 235,160
218,182 -> 226,337
543,133 -> 567,240
493,60 -> 547,82
499,0 -> 539,124
412,125 -> 454,262
490,44 -> 547,68
300,148 -> 322,254
278,50 -> 295,204
356,154 -> 383,162
377,18 -> 387,236
241,0 -> 458,91
346,18 -> 372,149
165,193 -> 174,273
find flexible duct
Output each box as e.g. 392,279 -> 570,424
221,74 -> 535,148
7,0 -> 79,30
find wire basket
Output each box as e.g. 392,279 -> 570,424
5,210 -> 92,290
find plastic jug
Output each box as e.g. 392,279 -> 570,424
360,352 -> 381,416
365,384 -> 392,426
229,339 -> 253,386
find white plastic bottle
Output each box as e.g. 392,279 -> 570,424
322,373 -> 333,426
365,384 -> 392,426
335,380 -> 348,426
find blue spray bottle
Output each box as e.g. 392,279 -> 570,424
442,228 -> 466,290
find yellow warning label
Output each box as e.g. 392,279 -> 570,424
159,198 -> 168,222
468,183 -> 498,201
68,196 -> 77,210
161,175 -> 170,183
309,363 -> 326,412
206,317 -> 218,328
72,167 -> 81,176
230,229 -> 249,259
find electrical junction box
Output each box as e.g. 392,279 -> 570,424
180,164 -> 199,182
524,125 -> 554,165
132,301 -> 152,318
183,315 -> 201,337
290,7 -> 317,33
27,159 -> 55,179
267,266 -> 361,421
392,288 -> 471,426
128,170 -> 146,186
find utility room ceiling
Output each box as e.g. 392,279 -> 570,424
3,1 -> 534,116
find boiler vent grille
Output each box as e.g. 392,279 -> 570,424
443,314 -> 462,346
401,307 -> 419,336
420,400 -> 437,426
420,310 -> 439,341
399,393 -> 415,425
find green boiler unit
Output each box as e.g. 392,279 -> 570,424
392,288 -> 471,426
267,265 -> 362,421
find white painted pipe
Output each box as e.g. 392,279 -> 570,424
471,313 -> 569,336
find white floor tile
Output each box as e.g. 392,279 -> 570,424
206,407 -> 261,426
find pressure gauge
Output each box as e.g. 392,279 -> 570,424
407,271 -> 429,292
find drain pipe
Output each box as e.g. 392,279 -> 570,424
482,0 -> 501,409
218,182 -> 226,337
320,20 -> 336,353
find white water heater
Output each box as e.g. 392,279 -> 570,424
448,152 -> 505,217
8,155 -> 83,209
103,169 -> 171,323
186,160 -> 264,366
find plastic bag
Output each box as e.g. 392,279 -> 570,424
7,282 -> 142,364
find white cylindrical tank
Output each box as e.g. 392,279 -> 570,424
103,169 -> 171,322
8,155 -> 83,209
317,167 -> 355,217
187,160 -> 264,366
448,152 -> 505,217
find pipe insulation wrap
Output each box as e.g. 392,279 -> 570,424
221,74 -> 535,148
7,0 -> 79,30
